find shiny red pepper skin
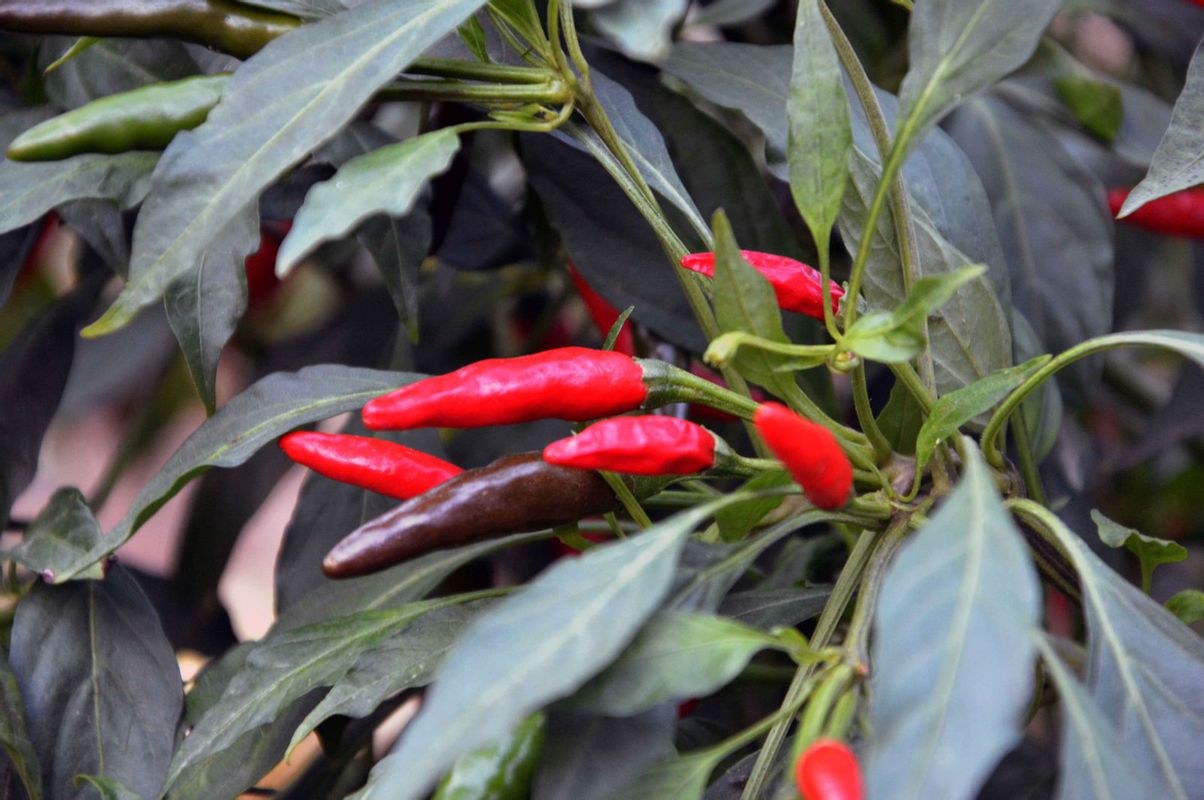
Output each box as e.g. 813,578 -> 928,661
543,416 -> 716,475
361,347 -> 649,431
279,431 -> 462,501
794,739 -> 863,800
244,223 -> 290,307
567,263 -> 636,356
754,403 -> 852,510
1108,187 -> 1204,238
680,250 -> 844,320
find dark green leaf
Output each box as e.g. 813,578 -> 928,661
1045,510 -> 1204,799
1054,75 -> 1124,143
0,649 -> 41,800
877,381 -> 923,455
97,365 -> 418,569
570,612 -> 784,716
42,38 -> 205,111
690,0 -> 774,26
718,586 -> 830,630
86,0 -> 489,335
5,488 -> 104,583
532,707 -> 676,800
164,597 -> 466,789
912,356 -> 1050,481
278,128 -> 460,275
164,203 -> 258,413
714,470 -> 792,543
787,0 -> 851,245
74,774 -> 140,800
1121,40 -> 1204,215
866,447 -> 1040,800
602,751 -> 718,800
843,265 -> 986,363
897,0 -> 1060,145
10,567 -> 182,799
1165,590 -> 1204,626
351,504 -> 706,799
1035,635 -> 1172,800
287,602 -> 487,754
1092,510 -> 1187,593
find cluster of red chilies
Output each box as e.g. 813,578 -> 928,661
279,251 -> 855,574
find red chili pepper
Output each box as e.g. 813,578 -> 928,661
244,222 -> 291,306
543,416 -> 716,475
680,250 -> 844,320
362,347 -> 651,431
794,739 -> 863,800
754,403 -> 852,510
568,263 -> 636,356
279,431 -> 462,500
1107,187 -> 1204,238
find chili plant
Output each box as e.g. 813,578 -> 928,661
0,1 -> 1201,799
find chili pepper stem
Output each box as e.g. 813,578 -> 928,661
598,470 -> 652,529
851,366 -> 893,463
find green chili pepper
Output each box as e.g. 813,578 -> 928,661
0,0 -> 299,60
433,713 -> 546,800
7,74 -> 230,162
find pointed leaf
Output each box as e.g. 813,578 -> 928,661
570,612 -> 785,716
1046,513 -> 1204,799
351,504 -> 708,799
0,650 -> 41,800
5,488 -> 104,583
718,586 -> 830,630
1121,40 -> 1204,216
866,447 -> 1041,800
0,151 -> 155,236
74,775 -> 141,800
1165,590 -> 1204,626
1092,510 -> 1187,593
85,0 -> 488,335
897,0 -> 1060,145
10,567 -> 182,800
164,203 -> 258,413
787,0 -> 851,244
277,128 -> 460,275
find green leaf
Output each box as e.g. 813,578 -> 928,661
457,15 -> 490,62
1092,510 -> 1187,594
714,469 -> 792,543
164,203 -> 258,414
866,446 -> 1041,800
601,751 -> 718,800
5,488 -> 105,583
690,0 -> 774,27
533,708 -> 676,800
897,0 -> 1060,147
710,211 -> 795,396
74,774 -> 141,800
1121,40 -> 1204,216
434,713 -> 544,800
164,597 -> 470,790
912,356 -> 1050,482
787,0 -> 851,245
877,381 -> 923,455
592,0 -> 689,62
85,0 -> 489,336
1165,590 -> 1204,626
287,602 -> 485,755
10,567 -> 182,800
1044,512 -> 1204,799
0,649 -> 41,800
1054,75 -> 1124,143
718,586 -> 831,631
277,128 -> 461,275
0,150 -> 156,236
843,265 -> 986,363
569,612 -> 785,716
95,365 -> 419,572
1034,634 -> 1172,800
351,503 -> 708,799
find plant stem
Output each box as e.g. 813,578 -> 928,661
852,366 -> 892,462
845,514 -> 912,663
741,529 -> 879,799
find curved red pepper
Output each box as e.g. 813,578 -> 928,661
568,263 -> 636,356
543,416 -> 716,475
362,347 -> 650,431
680,250 -> 844,320
1108,187 -> 1204,238
754,403 -> 852,510
279,431 -> 462,500
794,739 -> 863,800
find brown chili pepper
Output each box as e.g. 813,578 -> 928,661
0,0 -> 300,60
323,452 -> 624,578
